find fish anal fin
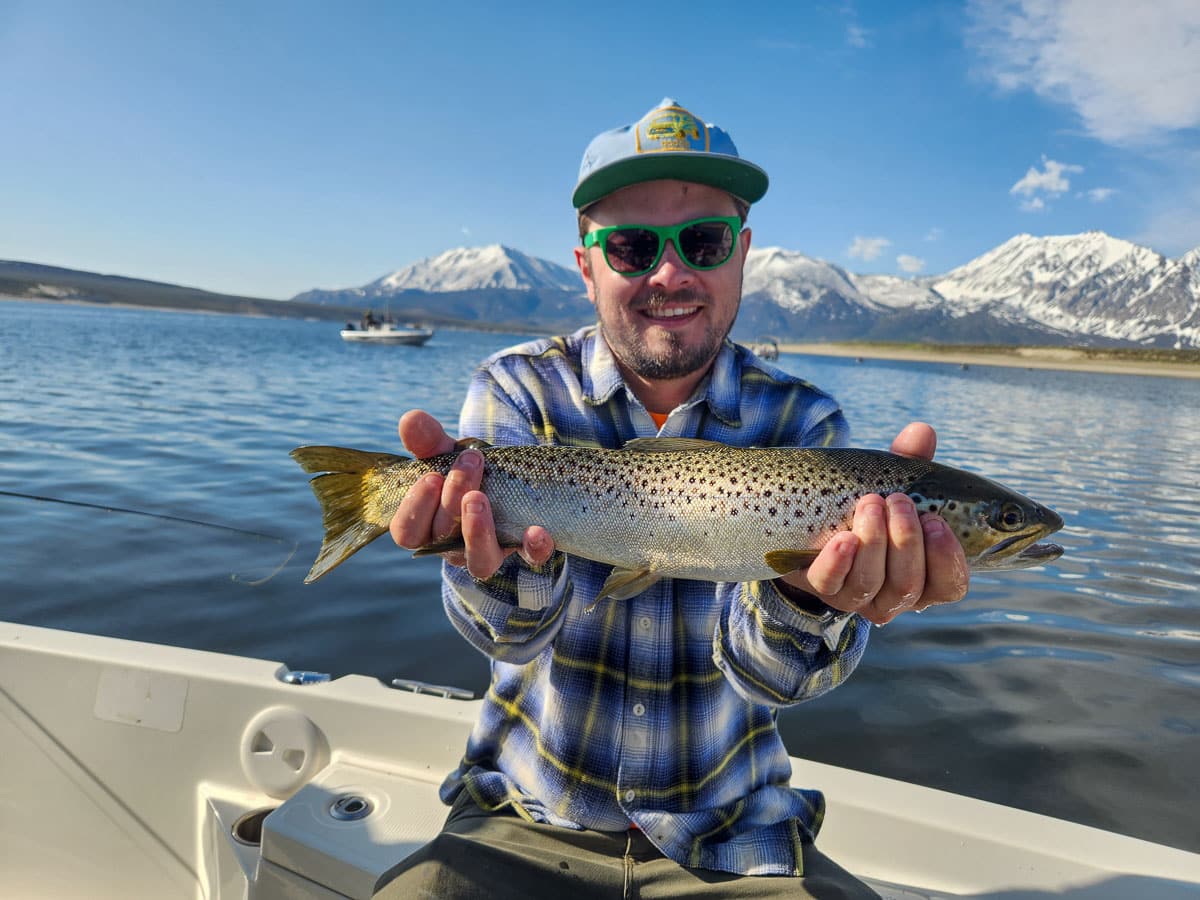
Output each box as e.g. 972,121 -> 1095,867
411,535 -> 467,557
764,549 -> 820,575
597,567 -> 662,601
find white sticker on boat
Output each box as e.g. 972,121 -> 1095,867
94,666 -> 188,733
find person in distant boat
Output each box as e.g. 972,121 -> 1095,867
379,99 -> 969,900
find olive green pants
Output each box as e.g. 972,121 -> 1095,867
375,792 -> 881,899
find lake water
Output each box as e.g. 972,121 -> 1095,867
2,299 -> 1197,854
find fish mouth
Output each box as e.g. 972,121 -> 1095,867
975,531 -> 1065,570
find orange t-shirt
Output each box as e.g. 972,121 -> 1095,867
648,411 -> 668,430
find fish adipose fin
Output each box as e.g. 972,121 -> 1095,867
598,566 -> 662,601
764,549 -> 820,575
290,445 -> 406,583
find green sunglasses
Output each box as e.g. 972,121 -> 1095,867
583,215 -> 742,277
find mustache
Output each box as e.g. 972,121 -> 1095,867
633,288 -> 710,310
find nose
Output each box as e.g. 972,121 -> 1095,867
646,238 -> 695,291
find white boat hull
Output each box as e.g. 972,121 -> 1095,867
2,621 -> 1197,899
340,325 -> 433,345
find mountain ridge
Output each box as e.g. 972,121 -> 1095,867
5,230 -> 1199,347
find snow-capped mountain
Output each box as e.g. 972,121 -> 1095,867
930,232 -> 1200,346
287,231 -> 1200,348
290,244 -> 592,333
367,245 -> 580,294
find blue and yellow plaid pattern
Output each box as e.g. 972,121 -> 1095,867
437,326 -> 869,876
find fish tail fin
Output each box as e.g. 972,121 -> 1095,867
290,445 -> 408,583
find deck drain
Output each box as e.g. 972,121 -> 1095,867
232,807 -> 277,846
329,794 -> 373,821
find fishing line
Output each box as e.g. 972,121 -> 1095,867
0,489 -> 298,586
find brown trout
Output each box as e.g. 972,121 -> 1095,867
291,439 -> 1063,599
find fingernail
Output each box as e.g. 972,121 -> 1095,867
465,498 -> 485,514
923,516 -> 946,538
458,449 -> 482,470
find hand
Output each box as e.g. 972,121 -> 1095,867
780,422 -> 970,625
387,410 -> 555,580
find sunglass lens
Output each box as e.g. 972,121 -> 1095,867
604,228 -> 660,274
679,221 -> 734,268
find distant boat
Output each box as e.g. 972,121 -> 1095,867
341,320 -> 434,345
746,336 -> 779,360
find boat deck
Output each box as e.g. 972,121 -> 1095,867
3,622 -> 1197,899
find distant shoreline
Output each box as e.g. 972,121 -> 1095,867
778,342 -> 1200,379
7,295 -> 1198,378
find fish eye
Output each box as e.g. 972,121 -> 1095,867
997,502 -> 1026,532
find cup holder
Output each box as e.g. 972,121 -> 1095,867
232,807 -> 277,846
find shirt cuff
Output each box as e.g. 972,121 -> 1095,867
762,580 -> 857,652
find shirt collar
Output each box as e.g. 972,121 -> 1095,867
581,328 -> 743,428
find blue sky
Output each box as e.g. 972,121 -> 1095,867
2,1 -> 1198,300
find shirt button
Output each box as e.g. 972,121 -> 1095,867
624,790 -> 636,803
638,615 -> 652,631
632,702 -> 646,717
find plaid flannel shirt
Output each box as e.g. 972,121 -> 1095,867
437,326 -> 870,876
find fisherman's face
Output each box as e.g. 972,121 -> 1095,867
575,180 -> 751,384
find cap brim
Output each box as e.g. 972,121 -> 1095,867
573,153 -> 768,210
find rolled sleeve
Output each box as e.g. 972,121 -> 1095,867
712,580 -> 869,707
441,554 -> 573,664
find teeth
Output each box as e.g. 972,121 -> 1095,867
645,306 -> 698,319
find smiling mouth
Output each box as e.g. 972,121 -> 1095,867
643,305 -> 700,320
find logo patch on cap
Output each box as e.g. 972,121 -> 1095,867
635,105 -> 710,154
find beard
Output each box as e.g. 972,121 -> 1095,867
598,285 -> 739,382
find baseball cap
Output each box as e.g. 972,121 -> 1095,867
572,98 -> 769,210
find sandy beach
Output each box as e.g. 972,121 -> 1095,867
778,342 -> 1200,380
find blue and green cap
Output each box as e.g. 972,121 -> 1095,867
572,98 -> 769,210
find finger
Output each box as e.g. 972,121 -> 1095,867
432,448 -> 484,541
519,526 -> 556,568
874,493 -> 926,622
914,514 -> 970,610
797,532 -> 858,599
399,409 -> 457,458
840,495 -> 888,614
461,491 -> 506,580
891,422 -> 937,461
390,472 -> 445,549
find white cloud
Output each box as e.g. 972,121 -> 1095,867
846,24 -> 870,48
1011,156 -> 1083,197
897,254 -> 925,273
1085,187 -> 1116,202
1020,197 -> 1046,212
847,236 -> 891,261
923,228 -> 943,242
461,226 -> 472,236
966,0 -> 1200,145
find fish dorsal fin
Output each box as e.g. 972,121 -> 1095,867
764,549 -> 820,575
454,437 -> 494,451
622,437 -> 726,453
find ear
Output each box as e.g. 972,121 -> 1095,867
574,245 -> 598,305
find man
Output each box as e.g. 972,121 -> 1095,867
379,99 -> 969,899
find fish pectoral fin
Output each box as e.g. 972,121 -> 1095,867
597,567 -> 662,601
764,549 -> 821,575
454,437 -> 494,451
622,437 -> 726,453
